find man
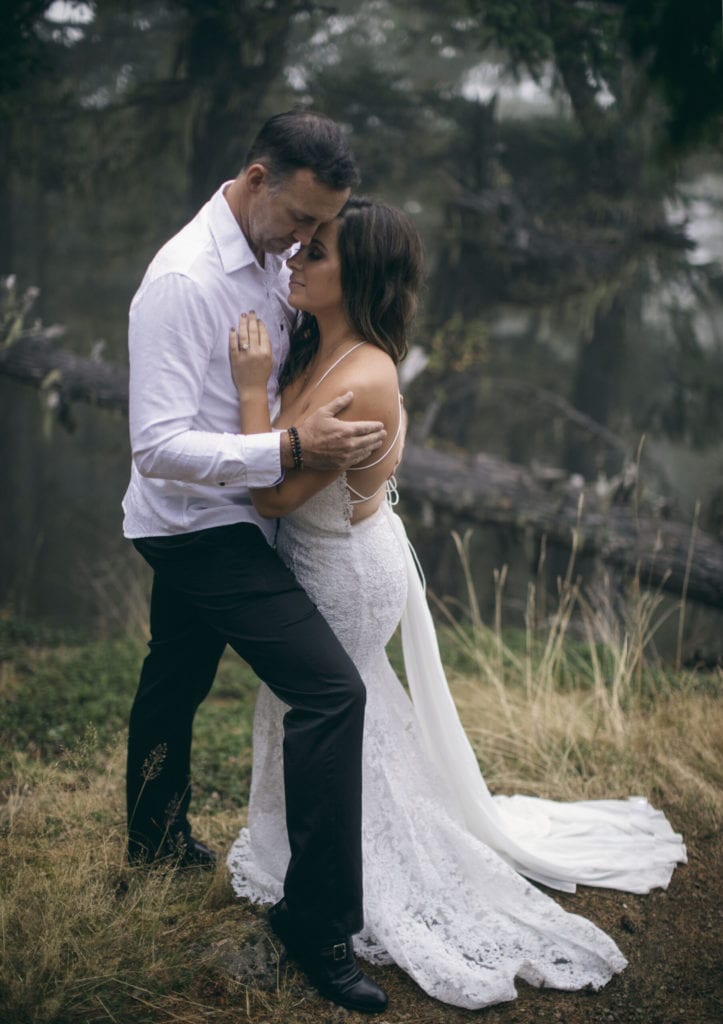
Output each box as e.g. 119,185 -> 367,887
123,110 -> 388,1014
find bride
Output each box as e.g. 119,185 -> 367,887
226,197 -> 686,1010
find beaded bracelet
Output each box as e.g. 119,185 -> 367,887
287,425 -> 303,470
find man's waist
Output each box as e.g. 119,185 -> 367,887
122,473 -> 273,541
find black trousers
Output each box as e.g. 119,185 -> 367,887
127,522 -> 365,939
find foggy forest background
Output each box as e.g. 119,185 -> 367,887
2,0 -> 723,663
1,7 -> 722,1022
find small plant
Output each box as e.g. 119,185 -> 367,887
0,275 -> 40,350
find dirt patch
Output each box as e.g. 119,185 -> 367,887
224,829 -> 721,1023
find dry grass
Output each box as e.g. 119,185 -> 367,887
0,548 -> 720,1022
435,530 -> 723,838
0,741 -> 273,1024
451,674 -> 722,837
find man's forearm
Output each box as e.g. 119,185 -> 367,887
133,426 -> 282,488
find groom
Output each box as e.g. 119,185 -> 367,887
123,110 -> 387,1013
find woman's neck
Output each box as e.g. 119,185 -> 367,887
280,310 -> 365,411
314,308 -> 363,360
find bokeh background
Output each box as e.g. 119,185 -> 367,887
2,0 -> 722,660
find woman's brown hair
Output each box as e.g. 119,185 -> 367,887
279,198 -> 424,389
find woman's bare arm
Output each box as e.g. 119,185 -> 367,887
229,314 -> 400,518
229,312 -> 387,473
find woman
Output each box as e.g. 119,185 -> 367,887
226,198 -> 685,1009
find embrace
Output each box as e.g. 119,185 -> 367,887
122,110 -> 685,1014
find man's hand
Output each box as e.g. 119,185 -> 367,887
283,392 -> 386,471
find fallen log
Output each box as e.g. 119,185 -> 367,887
0,330 -> 129,413
2,330 -> 722,609
397,443 -> 722,610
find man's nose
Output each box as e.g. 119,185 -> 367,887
293,226 -> 316,246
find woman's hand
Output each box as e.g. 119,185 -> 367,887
229,311 -> 274,395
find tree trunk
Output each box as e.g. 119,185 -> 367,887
565,286 -> 633,478
177,2 -> 299,209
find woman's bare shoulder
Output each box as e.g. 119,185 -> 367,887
316,344 -> 399,421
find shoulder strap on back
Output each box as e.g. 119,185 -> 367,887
310,341 -> 367,393
348,393 -> 403,472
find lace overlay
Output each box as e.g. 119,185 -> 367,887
227,477 -> 634,1008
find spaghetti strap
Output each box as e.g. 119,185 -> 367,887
347,478 -> 388,505
305,341 -> 403,503
309,341 -> 367,393
348,393 -> 403,472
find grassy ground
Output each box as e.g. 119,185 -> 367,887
0,591 -> 721,1024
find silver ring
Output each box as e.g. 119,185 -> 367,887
240,343 -> 249,351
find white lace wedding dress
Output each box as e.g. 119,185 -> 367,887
227,477 -> 686,1009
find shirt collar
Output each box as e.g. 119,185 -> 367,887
209,182 -> 294,277
208,183 -> 256,275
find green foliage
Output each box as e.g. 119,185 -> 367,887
621,0 -> 723,149
0,618 -> 263,808
473,0 -> 554,74
470,0 -> 723,152
0,613 -> 86,655
189,653 -> 261,811
425,313 -> 489,374
0,1 -> 56,99
0,628 -> 142,766
2,0 -> 723,632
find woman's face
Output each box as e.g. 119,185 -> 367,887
285,218 -> 344,317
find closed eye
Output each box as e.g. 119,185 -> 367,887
304,241 -> 326,260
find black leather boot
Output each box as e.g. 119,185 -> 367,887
128,829 -> 217,870
268,900 -> 388,1014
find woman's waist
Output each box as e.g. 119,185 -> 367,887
281,499 -> 391,542
278,505 -> 407,629
278,504 -> 401,567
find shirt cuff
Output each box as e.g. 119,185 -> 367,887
233,431 -> 282,487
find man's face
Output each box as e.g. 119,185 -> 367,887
245,166 -> 350,257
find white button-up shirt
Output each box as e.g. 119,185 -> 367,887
122,183 -> 294,542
